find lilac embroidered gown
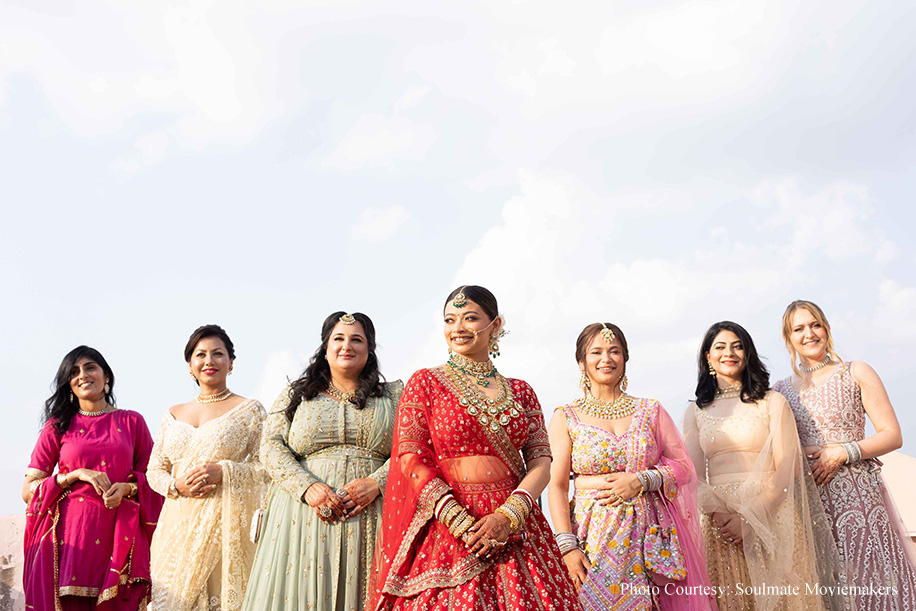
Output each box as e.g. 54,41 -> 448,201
774,363 -> 916,611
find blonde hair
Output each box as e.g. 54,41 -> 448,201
780,300 -> 842,383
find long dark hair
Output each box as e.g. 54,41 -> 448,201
444,285 -> 498,320
285,312 -> 385,420
695,321 -> 769,408
184,324 -> 236,386
43,346 -> 117,435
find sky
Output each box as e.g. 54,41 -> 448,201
1,1 -> 915,516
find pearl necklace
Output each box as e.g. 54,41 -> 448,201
326,384 -> 355,404
447,352 -> 497,387
801,356 -> 831,373
714,383 -> 742,400
442,365 -> 521,432
197,388 -> 232,404
577,391 -> 637,419
78,405 -> 117,417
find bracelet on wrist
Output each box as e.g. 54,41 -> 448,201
56,473 -> 70,489
554,532 -> 580,555
842,441 -> 862,464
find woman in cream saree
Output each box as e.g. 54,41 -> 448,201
147,325 -> 268,611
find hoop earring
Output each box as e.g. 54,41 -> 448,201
619,374 -> 628,392
707,360 -> 717,378
578,370 -> 591,392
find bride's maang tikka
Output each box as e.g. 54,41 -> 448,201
600,323 -> 616,344
452,287 -> 468,309
340,313 -> 356,325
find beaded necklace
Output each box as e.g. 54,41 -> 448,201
801,356 -> 830,373
442,364 -> 521,432
197,388 -> 232,404
576,391 -> 637,419
447,352 -> 497,387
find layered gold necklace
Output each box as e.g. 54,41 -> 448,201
326,384 -> 356,404
577,390 -> 637,419
197,388 -> 232,404
442,364 -> 521,432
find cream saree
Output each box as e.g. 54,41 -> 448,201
148,399 -> 269,611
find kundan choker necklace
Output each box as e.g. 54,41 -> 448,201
802,356 -> 831,373
714,383 -> 742,400
577,390 -> 637,419
326,384 -> 355,404
447,352 -> 497,387
78,404 -> 117,417
197,388 -> 232,404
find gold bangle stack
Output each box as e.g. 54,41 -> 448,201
438,497 -> 475,540
495,493 -> 531,533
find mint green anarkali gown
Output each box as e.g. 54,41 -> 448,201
241,381 -> 402,611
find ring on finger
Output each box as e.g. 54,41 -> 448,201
319,506 -> 332,518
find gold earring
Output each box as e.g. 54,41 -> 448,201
70,391 -> 75,403
104,382 -> 110,394
619,374 -> 628,392
190,370 -> 196,380
578,370 -> 591,392
708,361 -> 717,377
488,335 -> 500,358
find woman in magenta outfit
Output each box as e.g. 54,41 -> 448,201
22,346 -> 163,611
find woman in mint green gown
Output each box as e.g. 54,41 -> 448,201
241,312 -> 401,611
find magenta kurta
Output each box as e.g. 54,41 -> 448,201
24,410 -> 163,611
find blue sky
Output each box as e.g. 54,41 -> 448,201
1,1 -> 914,515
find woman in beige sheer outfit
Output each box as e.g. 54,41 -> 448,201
148,325 -> 268,611
683,321 -> 849,611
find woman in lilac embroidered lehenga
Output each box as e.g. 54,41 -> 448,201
22,346 -> 162,611
773,301 -> 916,611
547,323 -> 715,611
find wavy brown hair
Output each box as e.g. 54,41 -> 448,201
284,312 -> 385,420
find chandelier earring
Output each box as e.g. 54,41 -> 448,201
578,369 -> 591,392
488,328 -> 507,359
707,360 -> 717,378
619,374 -> 628,392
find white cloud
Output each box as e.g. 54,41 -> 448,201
324,113 -> 436,170
350,206 -> 410,242
254,350 -> 308,409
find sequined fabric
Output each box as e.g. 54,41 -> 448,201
776,364 -> 916,611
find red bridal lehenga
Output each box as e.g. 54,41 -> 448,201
370,367 -> 582,611
24,410 -> 162,611
775,363 -> 916,611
